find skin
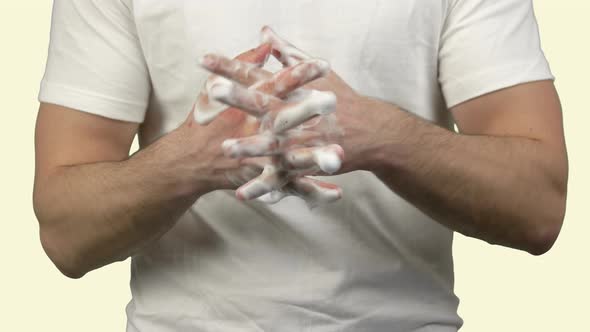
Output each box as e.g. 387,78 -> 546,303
34,44 -> 567,280
209,55 -> 568,256
34,46 -> 273,278
358,81 -> 567,255
196,46 -> 345,202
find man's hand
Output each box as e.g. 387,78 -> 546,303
175,43 -> 276,194
33,44 -> 284,279
201,26 -> 568,255
194,28 -> 349,204
201,27 -> 393,177
196,27 -> 393,204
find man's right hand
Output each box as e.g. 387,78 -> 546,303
33,36 -> 338,279
155,43 -> 276,197
32,44 -> 272,277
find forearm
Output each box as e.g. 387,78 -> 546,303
359,97 -> 567,255
34,125 -> 214,278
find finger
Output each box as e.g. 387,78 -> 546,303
222,133 -> 280,158
290,177 -> 343,204
225,164 -> 263,187
193,43 -> 271,124
193,76 -> 231,125
239,156 -> 274,169
281,114 -> 345,149
282,129 -> 328,146
271,90 -> 337,133
257,191 -> 289,204
209,81 -> 337,134
199,54 -> 272,87
257,177 -> 343,206
275,89 -> 341,137
208,78 -> 283,118
252,58 -> 330,98
235,164 -> 289,201
260,26 -> 310,67
283,144 -> 344,174
305,113 -> 345,142
235,42 -> 273,66
223,132 -> 338,161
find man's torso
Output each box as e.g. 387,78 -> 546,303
126,1 -> 461,331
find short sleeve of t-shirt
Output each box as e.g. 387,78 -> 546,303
39,0 -> 150,123
439,0 -> 553,108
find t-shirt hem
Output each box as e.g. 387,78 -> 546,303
38,80 -> 147,123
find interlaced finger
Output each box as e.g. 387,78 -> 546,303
199,54 -> 272,87
208,78 -> 283,118
282,144 -> 344,174
251,58 -> 330,98
270,90 -> 337,134
261,26 -> 311,67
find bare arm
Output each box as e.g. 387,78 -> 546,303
33,45 -> 283,278
361,80 -> 568,255
33,103 -> 216,278
194,40 -> 569,256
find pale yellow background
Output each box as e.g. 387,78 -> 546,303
0,1 -> 587,331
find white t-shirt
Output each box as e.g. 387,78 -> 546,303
39,1 -> 553,331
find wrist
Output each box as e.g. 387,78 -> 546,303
342,95 -> 399,174
131,125 -> 220,200
359,100 -> 454,180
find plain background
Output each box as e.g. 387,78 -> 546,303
1,1 -> 587,331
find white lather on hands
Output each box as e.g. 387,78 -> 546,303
194,26 -> 344,207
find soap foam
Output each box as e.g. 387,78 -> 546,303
195,26 -> 345,206
272,90 -> 337,133
194,76 -> 231,125
222,132 -> 278,158
312,145 -> 344,174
